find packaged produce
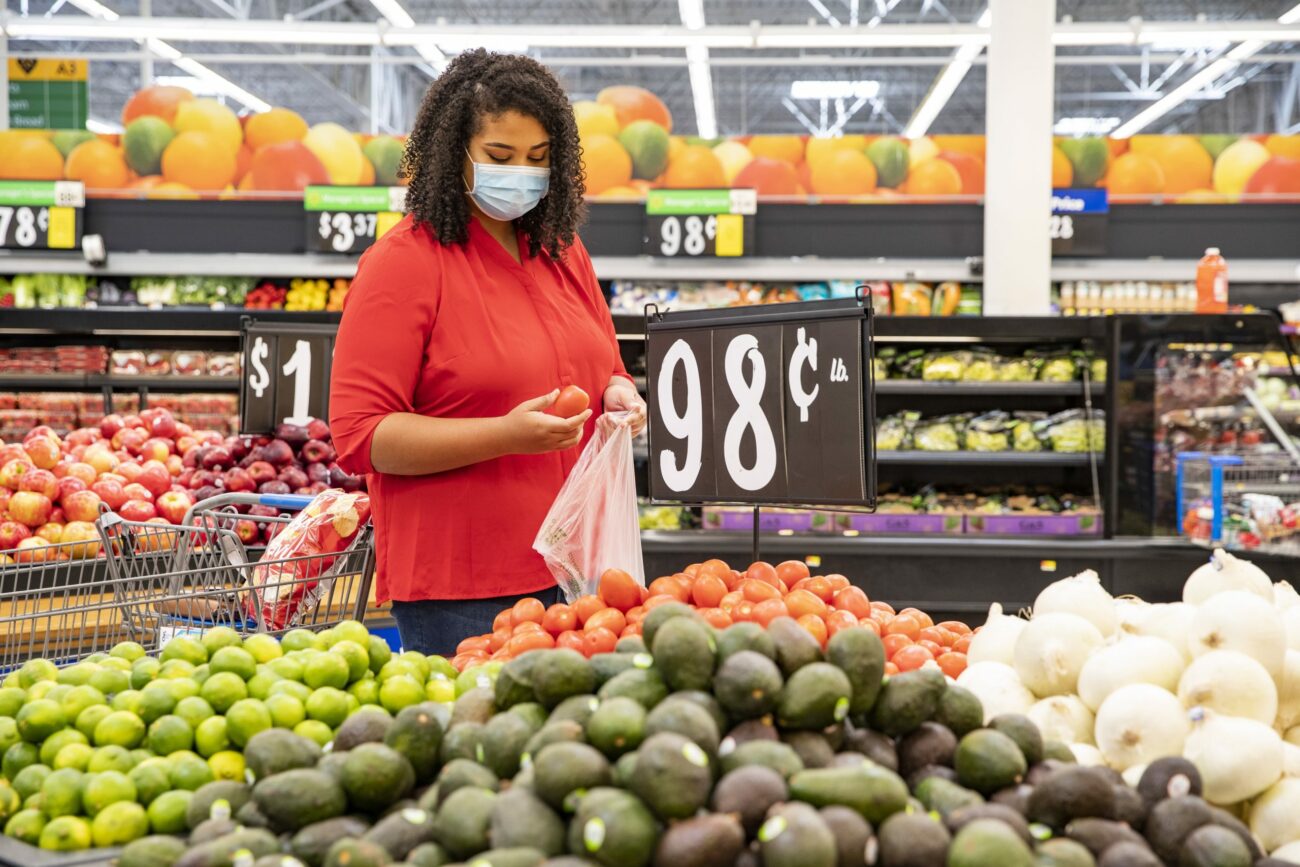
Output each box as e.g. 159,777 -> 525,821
1089,356 -> 1107,383
913,414 -> 964,451
1013,415 -> 1044,451
1039,409 -> 1105,453
171,351 -> 207,376
891,281 -> 932,315
931,280 -> 963,316
129,276 -> 177,307
961,350 -> 998,382
207,353 -> 240,377
1037,351 -> 1079,382
996,355 -> 1038,382
920,351 -> 967,382
875,413 -> 910,450
963,411 -> 1011,452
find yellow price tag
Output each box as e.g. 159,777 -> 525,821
714,213 -> 743,257
376,211 -> 402,239
46,206 -> 75,249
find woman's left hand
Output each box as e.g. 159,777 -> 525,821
604,379 -> 647,436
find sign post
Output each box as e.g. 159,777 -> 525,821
240,320 -> 338,434
304,186 -> 405,255
644,297 -> 876,557
7,58 -> 88,130
643,188 -> 756,258
1050,188 -> 1108,256
0,180 -> 84,250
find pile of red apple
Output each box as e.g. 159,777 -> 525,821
0,409 -> 363,564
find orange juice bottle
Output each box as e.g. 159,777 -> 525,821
1196,247 -> 1228,313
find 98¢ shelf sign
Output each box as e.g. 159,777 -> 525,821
240,320 -> 338,434
645,299 -> 876,507
304,186 -> 406,254
0,181 -> 84,250
644,188 -> 756,258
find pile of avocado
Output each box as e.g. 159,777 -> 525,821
117,604 -> 1266,867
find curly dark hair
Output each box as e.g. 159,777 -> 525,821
401,49 -> 586,260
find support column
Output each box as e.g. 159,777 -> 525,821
140,0 -> 154,87
982,0 -> 1056,315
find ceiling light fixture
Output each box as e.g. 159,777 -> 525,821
903,7 -> 989,138
1054,116 -> 1121,135
789,79 -> 881,100
679,0 -> 717,140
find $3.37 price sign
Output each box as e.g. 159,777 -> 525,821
304,186 -> 405,255
644,188 -> 756,258
645,300 -> 875,507
0,180 -> 84,250
240,320 -> 337,434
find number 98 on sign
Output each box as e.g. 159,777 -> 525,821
645,302 -> 873,507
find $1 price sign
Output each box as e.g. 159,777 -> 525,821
644,188 -> 756,258
0,181 -> 83,250
1050,188 -> 1108,256
304,186 -> 405,255
645,299 -> 875,507
240,321 -> 337,434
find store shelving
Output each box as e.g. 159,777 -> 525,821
0,373 -> 239,391
876,451 -> 1101,466
874,380 -> 1101,397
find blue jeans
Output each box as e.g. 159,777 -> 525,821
391,586 -> 562,657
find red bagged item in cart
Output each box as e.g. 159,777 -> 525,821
533,411 -> 644,601
247,489 -> 371,629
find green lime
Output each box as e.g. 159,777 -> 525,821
76,704 -> 114,741
44,685 -> 72,707
1,672 -> 18,689
200,626 -> 243,654
145,788 -> 192,834
147,715 -> 194,756
3,741 -> 40,779
303,653 -> 350,691
167,752 -> 213,791
209,646 -> 257,682
88,667 -> 130,697
399,652 -> 431,682
39,814 -> 91,851
165,678 -> 200,702
16,699 -> 66,743
366,636 -> 393,675
91,800 -> 148,847
292,719 -> 334,748
281,629 -> 323,653
426,679 -> 455,704
193,716 -> 230,758
4,808 -> 45,845
99,656 -> 133,673
11,763 -> 51,800
225,699 -> 272,748
159,636 -> 207,667
379,676 -> 423,715
199,672 -> 248,714
87,745 -> 134,775
317,627 -> 339,647
40,768 -> 84,818
0,686 -> 26,717
94,710 -> 146,749
137,683 -> 177,724
82,770 -> 137,816
243,634 -> 283,664
130,748 -> 154,765
331,641 -> 370,684
174,696 -> 215,729
268,680 -> 312,704
265,694 -> 306,729
348,678 -> 380,706
110,641 -> 146,662
52,743 -> 94,772
207,750 -> 246,782
426,655 -> 457,681
56,663 -> 98,687
247,670 -> 283,701
304,687 -> 349,729
18,659 -> 58,689
157,660 -> 196,681
39,729 -> 87,767
127,759 -> 171,806
332,620 -> 371,646
112,689 -> 143,715
129,658 -> 161,690
24,681 -> 55,702
0,718 -> 19,755
379,659 -> 422,684
60,684 -> 106,721
266,656 -> 304,682
191,664 -> 211,686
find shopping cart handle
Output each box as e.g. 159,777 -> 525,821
259,494 -> 315,510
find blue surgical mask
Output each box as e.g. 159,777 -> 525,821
466,152 -> 550,221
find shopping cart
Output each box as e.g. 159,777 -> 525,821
1177,452 -> 1300,553
0,492 -> 375,671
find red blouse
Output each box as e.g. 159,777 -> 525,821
330,215 -> 629,604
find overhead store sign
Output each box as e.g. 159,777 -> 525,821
7,58 -> 88,130
1050,188 -> 1108,256
644,188 -> 755,258
644,298 -> 875,507
0,181 -> 84,251
304,185 -> 405,255
241,320 -> 337,434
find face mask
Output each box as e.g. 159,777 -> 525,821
465,152 -> 550,221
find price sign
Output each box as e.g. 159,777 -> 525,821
0,181 -> 83,250
645,299 -> 875,507
304,186 -> 405,254
1050,188 -> 1108,256
240,320 -> 337,434
644,188 -> 756,258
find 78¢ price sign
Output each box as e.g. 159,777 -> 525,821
0,180 -> 84,250
645,299 -> 876,507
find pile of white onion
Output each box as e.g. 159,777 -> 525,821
955,548 -> 1300,856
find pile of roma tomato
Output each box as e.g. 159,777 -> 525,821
450,558 -> 974,678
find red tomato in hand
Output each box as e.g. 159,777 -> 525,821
552,385 -> 589,417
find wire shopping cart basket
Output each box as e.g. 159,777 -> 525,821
0,492 -> 375,672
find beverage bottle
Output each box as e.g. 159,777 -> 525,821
1196,247 -> 1228,313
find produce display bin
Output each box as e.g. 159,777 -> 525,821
965,512 -> 1102,536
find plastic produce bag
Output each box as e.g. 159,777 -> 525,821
534,411 -> 645,601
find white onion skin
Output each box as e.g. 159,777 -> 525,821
1033,569 -> 1118,638
1184,709 -> 1283,805
1095,684 -> 1190,772
1013,612 -> 1105,698
1189,591 -> 1286,682
1177,650 -> 1277,725
1183,548 -> 1274,605
1077,636 -> 1185,712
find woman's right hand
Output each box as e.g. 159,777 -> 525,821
500,390 -> 593,454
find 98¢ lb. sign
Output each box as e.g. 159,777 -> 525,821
240,320 -> 338,434
644,188 -> 756,258
645,299 -> 876,507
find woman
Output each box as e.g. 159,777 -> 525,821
330,50 -> 646,657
